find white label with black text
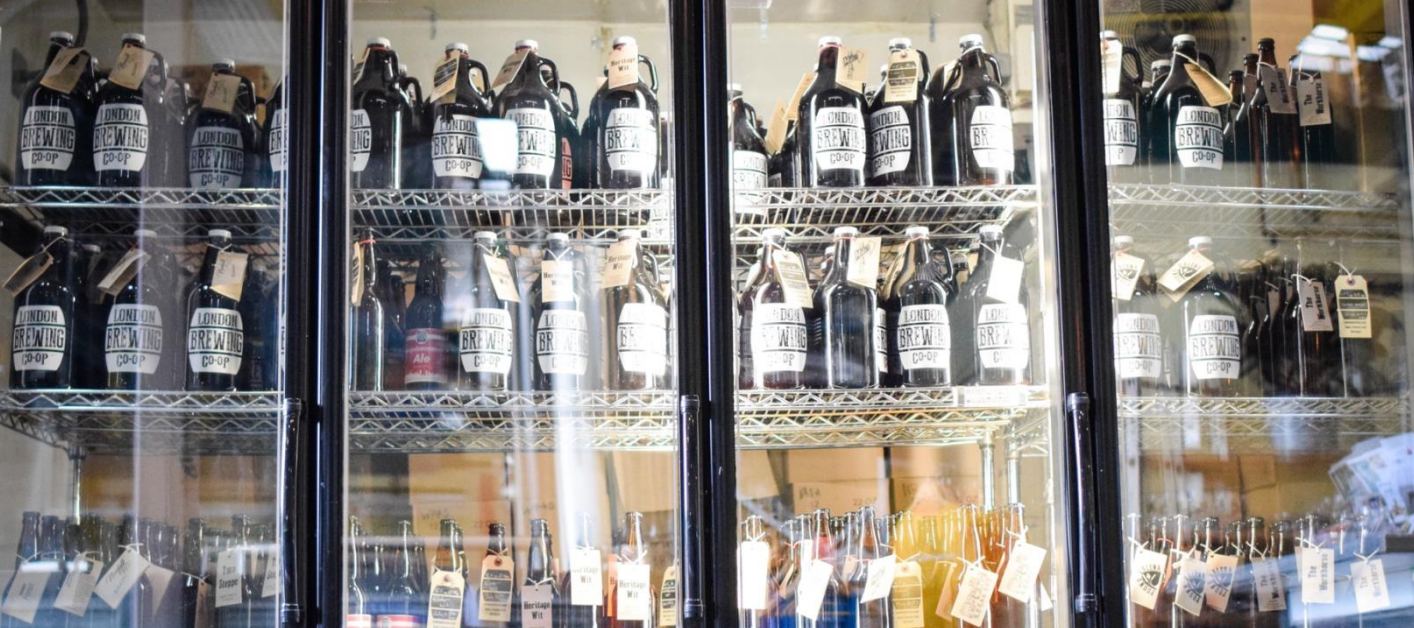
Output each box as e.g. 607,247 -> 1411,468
1103,99 -> 1138,166
20,106 -> 76,171
969,105 -> 1014,171
12,305 -> 67,372
1187,314 -> 1240,381
536,310 -> 588,375
93,103 -> 149,172
432,114 -> 483,179
106,304 -> 162,374
349,109 -> 371,172
869,106 -> 912,175
508,108 -> 555,177
459,307 -> 514,374
812,106 -> 866,173
268,110 -> 288,173
976,303 -> 1030,370
605,108 -> 658,176
1175,106 -> 1224,169
898,304 -> 950,372
751,303 -> 808,374
617,303 -> 668,375
1114,313 -> 1162,379
188,126 -> 245,188
732,150 -> 768,190
188,307 -> 244,375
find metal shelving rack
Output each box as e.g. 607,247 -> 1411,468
1107,184 -> 1402,241
0,186 -> 286,239
1119,395 -> 1411,454
352,188 -> 670,241
733,185 -> 1038,241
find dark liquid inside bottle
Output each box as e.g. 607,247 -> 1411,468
1251,39 -> 1303,190
798,40 -> 867,188
458,235 -> 517,392
1112,241 -> 1164,397
811,230 -> 878,389
431,47 -> 493,190
351,235 -> 386,391
968,228 -> 1030,385
742,235 -> 808,390
887,230 -> 951,387
186,231 -> 245,392
350,40 -> 411,190
592,40 -> 660,190
1176,240 -> 1242,397
603,234 -> 669,390
187,63 -> 260,189
531,237 -> 591,391
496,45 -> 563,190
1151,37 -> 1226,185
937,37 -> 1015,186
107,232 -> 178,390
16,33 -> 96,186
10,229 -> 77,390
866,43 -> 932,187
94,38 -> 169,188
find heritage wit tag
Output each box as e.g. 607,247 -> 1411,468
484,256 -> 521,303
570,548 -> 602,606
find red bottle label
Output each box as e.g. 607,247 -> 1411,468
404,327 -> 448,385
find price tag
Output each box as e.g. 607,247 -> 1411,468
98,249 -> 150,296
764,101 -> 789,154
109,44 -> 155,91
571,548 -> 602,606
786,72 -> 816,121
1352,558 -> 1390,613
860,554 -> 896,603
998,542 -> 1046,603
1203,553 -> 1238,612
1335,274 -> 1371,339
195,580 -> 213,628
846,236 -> 882,288
55,558 -> 103,616
484,255 -> 521,303
1299,280 -> 1334,332
146,563 -> 177,615
542,259 -> 576,303
521,583 -> 553,628
1251,557 -> 1286,612
615,563 -> 652,621
1185,63 -> 1232,107
773,250 -> 814,309
211,249 -> 250,301
1158,250 -> 1214,302
4,250 -> 55,296
1300,547 -> 1334,604
431,57 -> 459,103
963,386 -> 1023,408
883,49 -> 921,103
799,540 -> 815,575
891,560 -> 925,628
479,556 -> 514,623
1,565 -> 52,623
1112,252 -> 1145,302
602,240 -> 637,289
838,47 -> 869,94
1101,39 -> 1124,95
96,547 -> 151,609
1297,74 -> 1332,126
658,565 -> 678,627
985,254 -> 1024,305
213,549 -> 243,609
351,242 -> 366,306
950,563 -> 999,627
1127,547 -> 1169,610
491,49 -> 530,90
607,41 -> 641,89
1259,64 -> 1296,114
1173,555 -> 1206,616
203,74 -> 243,114
261,551 -> 281,598
41,47 -> 91,94
796,560 -> 834,621
934,561 -> 960,618
739,541 -> 770,610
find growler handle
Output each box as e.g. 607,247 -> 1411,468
466,59 -> 491,96
558,81 -> 580,120
986,54 -> 1003,84
237,76 -> 259,117
1198,52 -> 1217,75
1122,47 -> 1143,85
405,76 -> 425,104
637,54 -> 660,94
915,49 -> 931,88
149,51 -> 170,92
537,56 -> 561,95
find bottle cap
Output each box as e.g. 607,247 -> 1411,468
960,34 -> 985,49
473,231 -> 497,241
398,63 -> 409,74
122,33 -> 147,45
447,42 -> 469,54
214,59 -> 236,71
1113,235 -> 1133,248
1100,30 -> 1119,40
1258,37 -> 1275,47
728,82 -> 743,93
208,228 -> 233,239
135,229 -> 158,238
613,36 -> 637,47
547,233 -> 570,242
905,225 -> 930,238
51,31 -> 75,42
367,36 -> 392,49
979,224 -> 1004,237
1188,236 -> 1212,248
618,229 -> 643,240
1173,34 -> 1197,46
1152,59 -> 1171,69
833,226 -> 859,237
888,37 -> 912,50
43,226 -> 68,236
818,36 -> 842,47
762,227 -> 789,241
515,39 -> 539,50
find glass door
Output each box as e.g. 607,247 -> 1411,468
725,1 -> 1072,626
0,1 -> 292,627
340,3 -> 680,628
1096,0 -> 1414,624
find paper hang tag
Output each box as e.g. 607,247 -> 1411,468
1335,274 -> 1372,339
1112,252 -> 1145,302
773,250 -> 814,309
933,561 -> 960,619
846,237 -> 883,288
1127,547 -> 1169,611
1352,558 -> 1391,613
1,564 -> 52,624
351,243 -> 366,306
786,72 -> 816,121
1297,74 -> 1332,126
570,548 -> 603,607
1185,63 -> 1233,107
1101,39 -> 1124,96
1299,280 -> 1335,332
213,549 -> 244,609
795,560 -> 834,621
985,254 -> 1025,305
521,583 -> 553,628
428,569 -> 466,628
41,47 -> 91,94
1301,547 -> 1335,604
211,249 -> 250,302
55,558 -> 104,616
1040,584 -> 1053,611
541,259 -> 576,303
4,250 -> 54,296
203,74 -> 243,115
146,563 -> 177,615
658,565 -> 678,627
261,551 -> 281,598
1158,250 -> 1215,302
950,563 -> 999,627
194,580 -> 214,628
110,44 -> 156,91
739,541 -> 770,611
607,42 -> 641,89
837,47 -> 869,94
1203,553 -> 1238,612
883,50 -> 921,103
484,255 -> 521,303
764,101 -> 789,154
860,554 -> 897,603
602,240 -> 638,289
492,49 -> 530,90
998,542 -> 1046,603
615,563 -> 652,621
479,556 -> 515,623
1258,64 -> 1297,114
891,560 -> 925,628
98,249 -> 150,296
1173,555 -> 1206,616
1251,557 -> 1286,612
431,57 -> 459,103
96,547 -> 151,609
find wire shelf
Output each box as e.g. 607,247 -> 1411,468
1119,395 -> 1411,454
1107,184 -> 1403,241
0,186 -> 285,240
0,389 -> 287,455
733,185 -> 1037,241
352,188 -> 670,243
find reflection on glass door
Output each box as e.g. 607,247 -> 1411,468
341,3 -> 680,628
1098,0 -> 1414,624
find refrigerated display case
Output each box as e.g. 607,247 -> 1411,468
1090,0 -> 1414,624
0,1 -> 297,627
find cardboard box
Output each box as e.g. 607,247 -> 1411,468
737,451 -> 783,500
790,479 -> 888,514
786,448 -> 884,483
1239,455 -> 1277,490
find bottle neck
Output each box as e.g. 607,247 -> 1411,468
815,45 -> 840,78
527,531 -> 551,581
361,240 -> 379,289
829,237 -> 854,278
908,236 -> 932,266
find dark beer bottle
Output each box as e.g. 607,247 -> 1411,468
519,519 -> 559,628
799,36 -> 868,188
106,229 -> 173,390
1176,237 -> 1242,397
1139,59 -> 1171,177
1151,35 -> 1225,185
351,233 -> 386,391
262,79 -> 287,187
741,230 -> 809,390
458,232 -> 517,392
1111,236 -> 1164,397
11,226 -> 76,390
939,34 -> 1015,186
1292,267 -> 1339,396
182,519 -> 212,628
731,84 -> 770,208
811,227 -> 878,389
403,243 -> 448,391
17,31 -> 97,186
969,224 -> 1030,385
350,37 -> 412,189
1252,39 -> 1302,190
397,62 -> 433,189
530,233 -> 591,391
1291,57 -> 1335,190
866,38 -> 932,187
73,242 -> 112,391
378,259 -> 406,390
1241,53 -> 1263,187
186,229 -> 245,391
94,33 -> 168,187
887,226 -> 952,387
431,42 -> 494,190
188,60 -> 260,189
496,40 -> 562,190
604,230 -> 670,390
1101,31 -> 1144,183
592,36 -> 661,190
1224,69 -> 1255,188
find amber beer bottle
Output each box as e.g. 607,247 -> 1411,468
530,233 -> 590,391
886,226 -> 952,386
351,234 -> 386,391
430,43 -> 493,189
741,230 -> 809,390
10,226 -> 77,390
799,36 -> 868,188
1175,237 -> 1242,397
185,229 -> 245,391
866,38 -> 931,186
458,232 -> 517,391
606,513 -> 655,628
1101,31 -> 1144,183
810,227 -> 878,389
17,31 -> 97,186
1151,35 -> 1225,184
603,231 -> 669,390
592,36 -> 660,190
1224,69 -> 1256,187
188,60 -> 260,189
937,35 -> 1014,186
1291,57 -> 1335,190
1111,236 -> 1164,396
350,37 -> 412,189
969,225 -> 1030,385
1252,39 -> 1302,190
731,84 -> 770,211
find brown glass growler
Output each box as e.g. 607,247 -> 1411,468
799,36 -> 868,188
1111,236 -> 1165,397
350,37 -> 411,189
592,36 -> 660,189
1175,237 -> 1242,397
604,230 -> 669,390
731,85 -> 770,208
431,43 -> 493,190
1225,69 -> 1256,187
1252,39 -> 1302,190
1290,267 -> 1339,396
185,229 -> 245,391
493,40 -> 562,189
262,79 -> 287,187
187,60 -> 260,189
397,62 -> 433,188
1139,60 -> 1171,175
886,226 -> 952,387
530,233 -> 590,391
351,234 -> 386,391
10,226 -> 77,390
966,225 -> 1030,385
551,72 -> 585,190
934,34 -> 1014,186
1291,56 -> 1335,190
458,232 -> 516,391
94,33 -> 170,187
1101,30 -> 1145,183
741,230 -> 808,390
106,230 -> 175,390
810,227 -> 878,389
1150,35 -> 1225,184
866,38 -> 932,186
17,31 -> 97,186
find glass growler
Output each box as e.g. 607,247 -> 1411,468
458,231 -> 518,392
731,84 -> 770,207
810,227 -> 879,389
1175,237 -> 1243,397
740,229 -> 809,390
1111,236 -> 1164,396
934,34 -> 1014,186
886,226 -> 952,387
603,230 -> 670,390
966,225 -> 1030,385
187,60 -> 260,189
1150,34 -> 1226,185
866,38 -> 932,187
495,40 -> 563,190
1251,38 -> 1303,190
107,229 -> 179,390
1101,30 -> 1144,183
350,37 -> 412,189
431,42 -> 494,189
798,36 -> 868,188
17,31 -> 97,186
10,226 -> 77,390
186,229 -> 245,391
94,33 -> 170,187
530,233 -> 591,391
591,36 -> 660,189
